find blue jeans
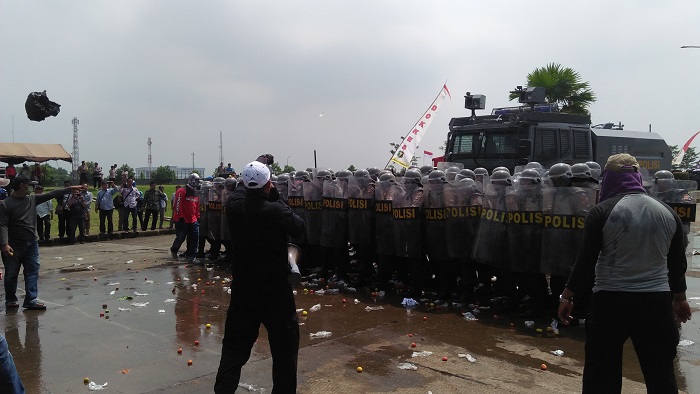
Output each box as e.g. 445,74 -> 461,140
171,220 -> 199,259
0,335 -> 25,394
2,240 -> 40,306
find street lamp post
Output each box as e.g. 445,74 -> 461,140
681,46 -> 700,48
286,156 -> 292,167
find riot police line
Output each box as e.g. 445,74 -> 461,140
197,163 -> 696,315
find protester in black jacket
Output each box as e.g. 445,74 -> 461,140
215,161 -> 304,393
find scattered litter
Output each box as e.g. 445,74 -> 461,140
213,275 -> 221,280
401,298 -> 418,308
326,288 -> 339,295
688,297 -> 700,300
54,256 -> 62,260
694,250 -> 700,255
411,351 -> 433,358
120,369 -> 130,374
134,292 -> 148,296
131,302 -> 149,308
458,353 -> 476,362
397,362 -> 417,370
158,309 -> 166,314
206,267 -> 213,271
88,381 -> 108,391
309,331 -> 332,339
315,289 -> 325,295
126,260 -> 133,264
309,304 -> 321,312
109,291 -> 116,295
237,382 -> 265,392
345,287 -> 357,293
524,320 -> 535,328
117,296 -> 133,301
144,280 -> 154,284
364,306 -> 384,312
108,282 -> 120,286
353,299 -> 361,304
292,290 -> 297,296
213,305 -> 219,310
86,265 -> 94,270
77,257 -> 84,261
118,307 -> 132,312
72,263 -> 81,266
182,277 -> 190,281
164,299 -> 176,303
679,340 -> 695,347
550,320 -> 560,334
295,308 -> 304,313
550,350 -> 564,356
463,312 -> 478,321
226,288 -> 231,295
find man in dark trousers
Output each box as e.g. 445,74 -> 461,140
558,154 -> 692,393
215,161 -> 305,393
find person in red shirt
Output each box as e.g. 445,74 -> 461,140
5,165 -> 16,183
170,174 -> 201,263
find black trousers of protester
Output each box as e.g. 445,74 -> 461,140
57,212 -> 69,238
215,277 -> 299,394
68,215 -> 85,243
582,291 -> 679,394
121,207 -> 138,231
99,209 -> 114,234
143,209 -> 159,230
36,215 -> 51,241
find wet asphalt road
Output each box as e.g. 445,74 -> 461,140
1,233 -> 699,394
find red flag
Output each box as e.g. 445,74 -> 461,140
423,150 -> 434,156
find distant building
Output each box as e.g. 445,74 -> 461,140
134,166 -> 206,180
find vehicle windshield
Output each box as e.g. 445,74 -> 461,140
451,129 -> 519,156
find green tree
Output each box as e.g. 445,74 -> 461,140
282,165 -> 296,174
40,163 -> 70,186
347,165 -> 357,172
509,63 -> 596,115
389,137 -> 418,164
117,164 -> 135,180
669,145 -> 700,171
270,162 -> 283,175
153,166 -> 176,184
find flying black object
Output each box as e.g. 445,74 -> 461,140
25,90 -> 61,121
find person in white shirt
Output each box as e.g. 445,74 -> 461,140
158,185 -> 168,229
96,180 -> 119,236
81,184 -> 93,236
34,185 -> 53,243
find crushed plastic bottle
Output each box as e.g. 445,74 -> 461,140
550,350 -> 564,356
550,320 -> 559,334
402,298 -> 418,308
118,307 -> 132,312
134,292 -> 148,296
364,306 -> 384,312
144,280 -> 154,284
309,304 -> 321,312
315,289 -> 325,295
462,312 -> 478,321
397,362 -> 418,370
411,351 -> 433,358
158,309 -> 166,314
679,339 -> 695,347
325,288 -> 340,295
54,256 -> 62,259
237,382 -> 265,392
108,282 -> 120,286
77,257 -> 84,261
126,260 -> 133,264
524,320 -> 535,328
458,353 -> 476,362
109,291 -> 116,295
353,299 -> 361,304
309,331 -> 332,339
164,299 -> 176,303
88,381 -> 108,391
131,302 -> 149,308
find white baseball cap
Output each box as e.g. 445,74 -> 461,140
242,161 -> 271,189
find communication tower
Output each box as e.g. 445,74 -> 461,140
219,131 -> 223,164
147,137 -> 152,178
71,117 -> 79,178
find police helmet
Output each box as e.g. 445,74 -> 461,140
353,169 -> 370,179
428,170 -> 447,184
366,167 -> 381,181
492,166 -> 511,175
548,163 -> 572,179
474,167 -> 489,177
519,169 -> 541,184
445,166 -> 460,182
458,177 -> 478,189
213,176 -> 225,185
490,170 -> 512,186
654,170 -> 674,181
571,163 -> 592,179
316,169 -> 333,181
420,165 -> 434,176
224,177 -> 237,191
277,174 -> 290,182
187,173 -> 201,189
403,169 -> 422,184
455,168 -> 476,181
294,170 -> 310,181
525,162 -> 543,171
585,161 -> 602,178
336,170 -> 352,180
378,173 -> 396,183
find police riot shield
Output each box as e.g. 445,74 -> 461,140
207,180 -> 224,240
374,178 -> 395,256
471,182 -> 509,269
392,180 -> 424,258
347,175 -> 375,246
445,180 -> 483,260
287,177 -> 306,243
220,187 -> 231,242
303,178 -> 324,245
321,178 -> 348,248
423,181 -> 449,262
198,182 -> 210,238
650,179 -> 697,246
540,186 -> 596,277
276,178 -> 289,202
504,182 -> 543,273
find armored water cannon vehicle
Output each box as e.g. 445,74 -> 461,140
444,87 -> 672,174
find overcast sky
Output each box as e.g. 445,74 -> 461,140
2,1 -> 700,174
